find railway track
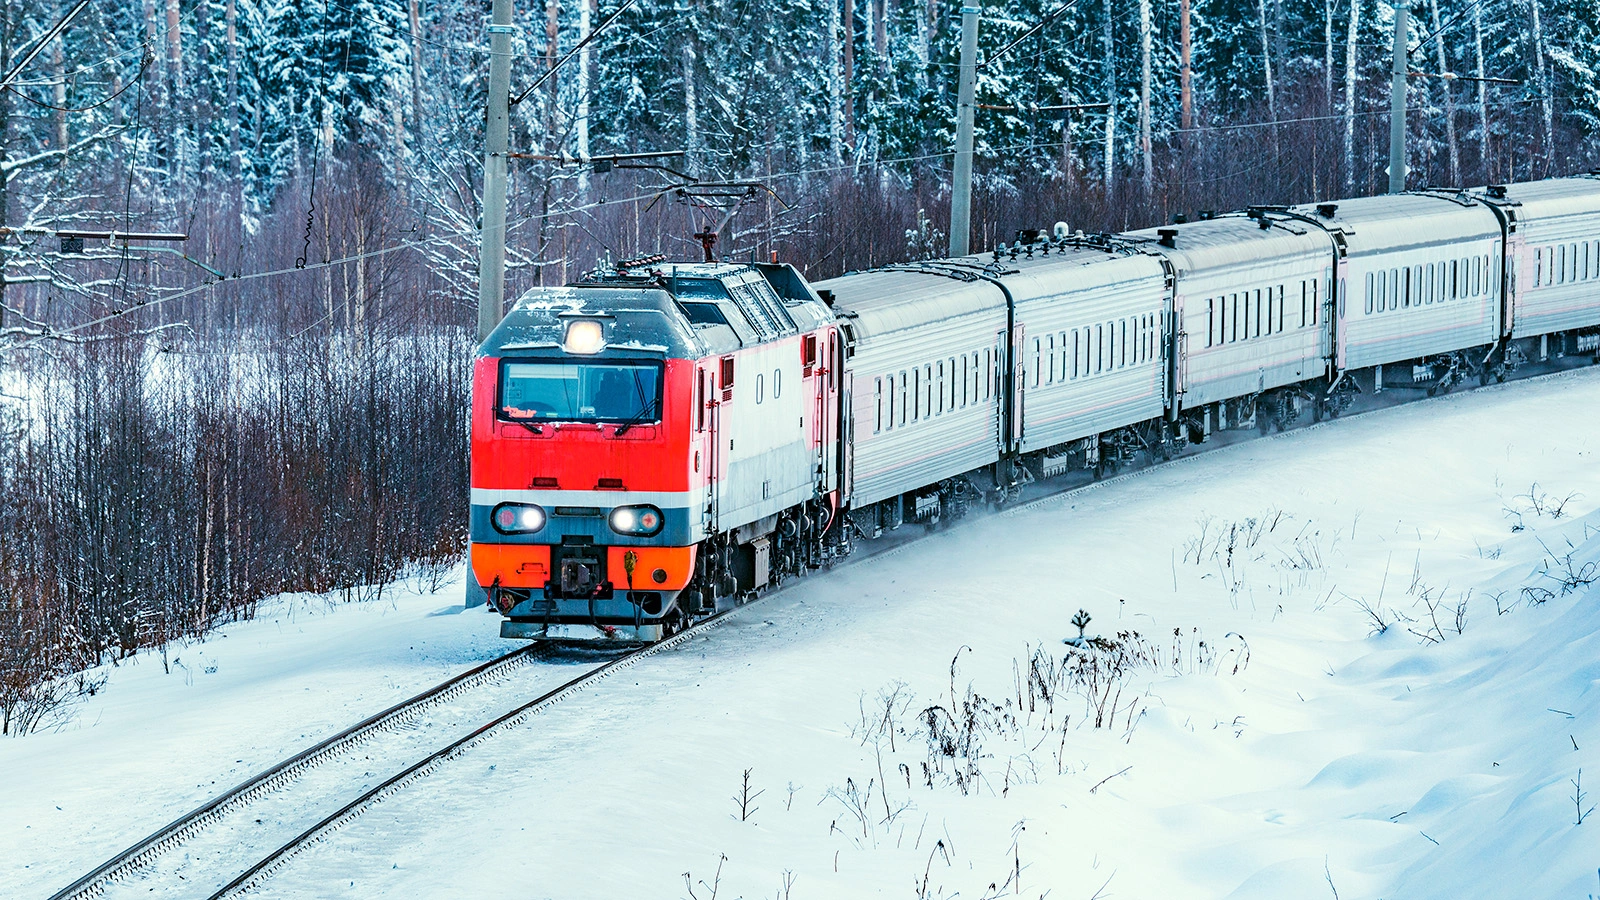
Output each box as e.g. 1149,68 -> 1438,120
44,637 -> 653,900
49,361 -> 1597,900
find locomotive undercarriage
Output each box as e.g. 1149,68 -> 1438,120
498,497 -> 845,643
687,497 -> 845,618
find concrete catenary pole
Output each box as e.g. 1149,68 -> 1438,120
1388,4 -> 1409,194
949,5 -> 980,258
478,0 -> 515,342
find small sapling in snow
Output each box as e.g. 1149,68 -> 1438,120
1575,769 -> 1595,826
731,767 -> 763,823
1069,609 -> 1092,645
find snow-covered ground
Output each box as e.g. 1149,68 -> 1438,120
8,367 -> 1600,900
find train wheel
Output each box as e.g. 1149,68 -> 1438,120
662,607 -> 685,637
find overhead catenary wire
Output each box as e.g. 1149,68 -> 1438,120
510,0 -> 637,107
0,0 -> 93,93
54,188 -> 670,336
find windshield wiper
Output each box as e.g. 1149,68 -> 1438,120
612,397 -> 658,437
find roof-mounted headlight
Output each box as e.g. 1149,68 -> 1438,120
563,319 -> 606,354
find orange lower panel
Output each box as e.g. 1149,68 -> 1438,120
471,543 -> 552,589
471,542 -> 696,592
607,545 -> 697,592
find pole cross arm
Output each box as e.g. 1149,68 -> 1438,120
55,230 -> 189,242
1406,70 -> 1521,85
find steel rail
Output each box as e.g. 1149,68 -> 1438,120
205,607 -> 743,899
48,642 -> 554,900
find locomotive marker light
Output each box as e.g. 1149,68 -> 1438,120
562,318 -> 607,354
609,504 -> 665,537
491,503 -> 547,534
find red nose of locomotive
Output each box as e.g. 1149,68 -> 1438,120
470,285 -> 705,641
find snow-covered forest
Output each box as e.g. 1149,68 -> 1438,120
3,0 -> 1600,725
0,0 -> 1595,318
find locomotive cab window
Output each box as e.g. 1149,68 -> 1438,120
499,360 -> 662,424
679,301 -> 729,327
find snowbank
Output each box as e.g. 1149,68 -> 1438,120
6,367 -> 1600,899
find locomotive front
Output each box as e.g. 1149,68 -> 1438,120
469,281 -> 706,641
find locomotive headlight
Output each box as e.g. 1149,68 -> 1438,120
609,504 -> 664,537
491,502 -> 546,535
563,319 -> 606,354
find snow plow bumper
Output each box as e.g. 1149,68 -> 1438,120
499,621 -> 664,642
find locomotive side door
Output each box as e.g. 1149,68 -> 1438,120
706,357 -> 733,535
806,331 -> 830,491
1502,235 -> 1518,338
836,327 -> 853,503
1331,260 -> 1348,374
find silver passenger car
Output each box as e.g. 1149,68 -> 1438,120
1004,242 -> 1171,454
819,261 -> 1010,511
1129,213 -> 1332,409
1296,193 -> 1503,372
1480,177 -> 1600,341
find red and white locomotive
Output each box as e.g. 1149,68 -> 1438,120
468,258 -> 844,640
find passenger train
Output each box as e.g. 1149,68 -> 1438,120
468,175 -> 1600,641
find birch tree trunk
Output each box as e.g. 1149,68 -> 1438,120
874,0 -> 887,71
1103,0 -> 1116,202
1427,0 -> 1459,184
408,0 -> 424,151
1324,0 -> 1333,114
1181,0 -> 1193,132
577,0 -> 591,191
1528,0 -> 1553,176
828,0 -> 843,164
143,0 -> 164,164
165,0 -> 183,173
684,41 -> 701,173
1258,0 -> 1277,120
51,4 -> 65,155
1139,0 -> 1152,198
1472,0 -> 1490,178
843,0 -> 855,153
1343,0 -> 1360,192
546,0 -> 561,139
226,0 -> 241,260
